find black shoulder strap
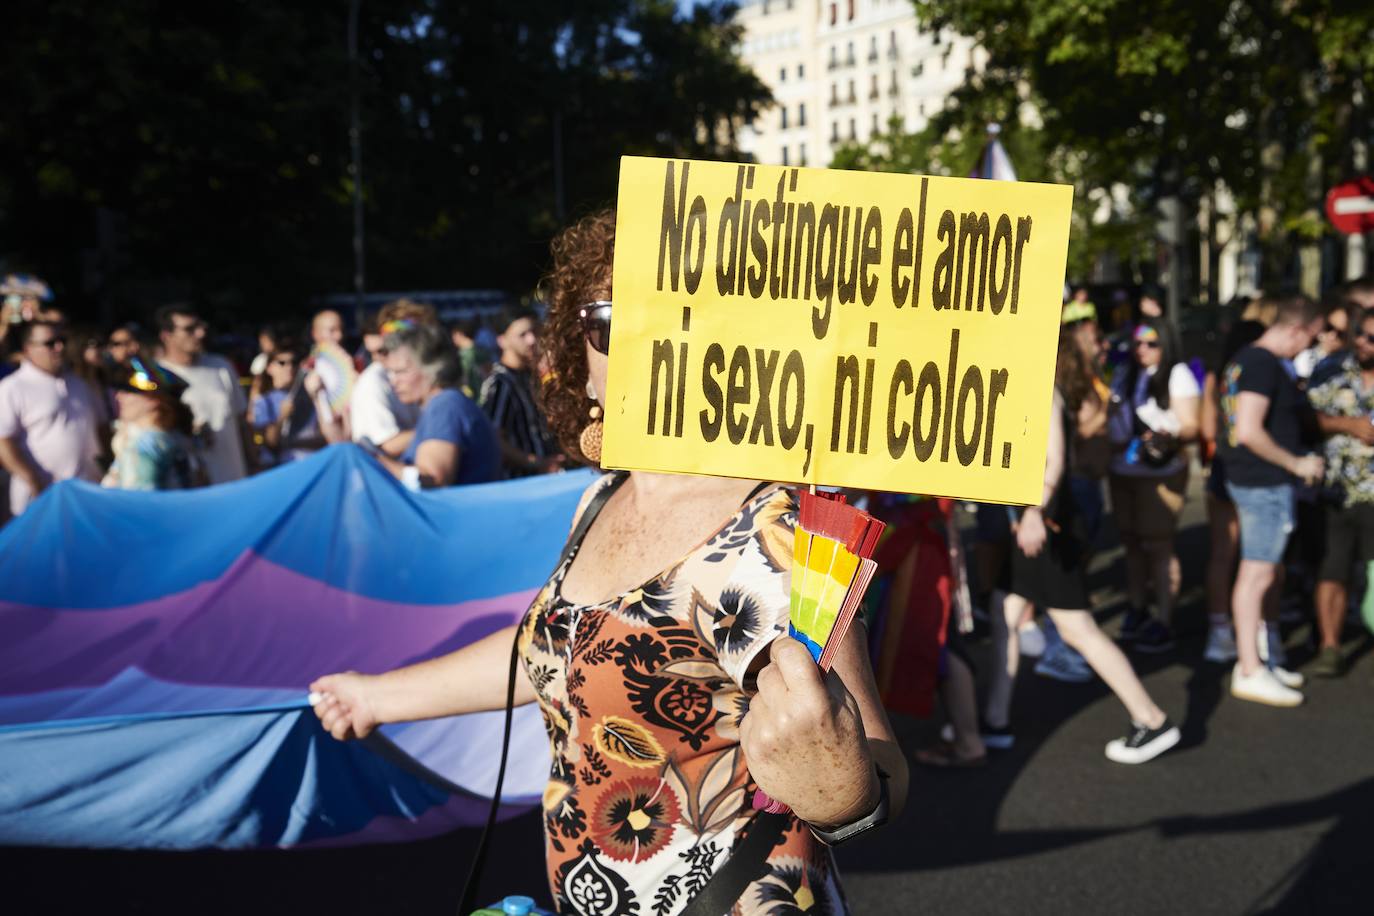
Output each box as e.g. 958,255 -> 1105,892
457,471 -> 628,915
678,812 -> 788,916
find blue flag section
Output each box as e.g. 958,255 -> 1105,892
0,446 -> 593,849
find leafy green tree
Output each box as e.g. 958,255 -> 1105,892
0,1 -> 769,326
835,0 -> 1373,302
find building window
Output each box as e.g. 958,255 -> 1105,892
831,121 -> 840,142
781,107 -> 788,129
800,142 -> 807,166
848,79 -> 856,102
829,45 -> 838,69
914,61 -> 923,78
869,36 -> 878,62
847,0 -> 854,21
779,67 -> 786,83
798,63 -> 805,78
846,41 -> 855,66
871,111 -> 879,134
848,118 -> 856,139
829,3 -> 836,26
782,146 -> 789,166
869,73 -> 879,99
798,102 -> 807,126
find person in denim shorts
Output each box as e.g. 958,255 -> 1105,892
1218,294 -> 1325,707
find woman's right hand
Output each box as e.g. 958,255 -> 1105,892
309,671 -> 381,740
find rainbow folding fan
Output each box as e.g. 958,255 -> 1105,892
789,489 -> 885,671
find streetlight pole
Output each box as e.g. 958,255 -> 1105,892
348,0 -> 366,331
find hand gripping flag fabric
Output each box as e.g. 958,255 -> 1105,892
0,445 -> 593,849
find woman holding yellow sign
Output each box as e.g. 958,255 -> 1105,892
310,210 -> 907,916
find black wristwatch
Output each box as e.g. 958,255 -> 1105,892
808,765 -> 890,846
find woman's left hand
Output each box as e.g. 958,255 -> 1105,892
739,637 -> 878,829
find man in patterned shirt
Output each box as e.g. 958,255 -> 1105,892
1308,307 -> 1374,677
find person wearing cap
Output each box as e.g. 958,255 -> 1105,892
102,356 -> 197,491
0,320 -> 107,516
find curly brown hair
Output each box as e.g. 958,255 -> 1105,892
540,209 -> 616,465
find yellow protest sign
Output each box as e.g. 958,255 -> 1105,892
602,156 -> 1073,504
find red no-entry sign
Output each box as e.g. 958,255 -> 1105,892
1327,176 -> 1374,235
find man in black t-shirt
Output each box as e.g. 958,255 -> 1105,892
1218,294 -> 1324,708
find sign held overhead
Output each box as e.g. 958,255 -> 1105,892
602,156 -> 1074,505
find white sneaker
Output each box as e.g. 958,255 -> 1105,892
1257,624 -> 1288,668
1231,663 -> 1303,707
1018,622 -> 1046,658
1203,627 -> 1238,664
1268,665 -> 1305,689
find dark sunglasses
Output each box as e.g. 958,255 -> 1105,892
1133,339 -> 1161,350
29,336 -> 66,350
1358,332 -> 1374,344
271,356 -> 298,366
578,301 -> 613,355
107,337 -> 134,348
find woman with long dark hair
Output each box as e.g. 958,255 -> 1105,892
983,331 -> 1181,764
1107,318 -> 1200,652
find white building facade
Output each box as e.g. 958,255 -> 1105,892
734,0 -> 984,168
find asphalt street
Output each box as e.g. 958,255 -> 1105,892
10,474 -> 1373,915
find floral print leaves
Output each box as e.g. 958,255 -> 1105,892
616,570 -> 680,627
711,685 -> 750,742
753,496 -> 797,574
557,839 -> 641,916
594,716 -> 667,769
714,587 -> 765,657
656,658 -> 726,681
753,857 -> 836,916
590,776 -> 680,863
661,747 -> 747,840
543,776 -> 588,844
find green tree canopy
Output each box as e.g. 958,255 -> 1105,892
0,0 -> 770,326
834,0 -> 1374,299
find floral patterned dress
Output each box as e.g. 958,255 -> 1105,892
518,475 -> 848,916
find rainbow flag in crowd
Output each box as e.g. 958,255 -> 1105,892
0,447 -> 591,849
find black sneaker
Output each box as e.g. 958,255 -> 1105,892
1118,607 -> 1148,642
979,717 -> 1015,750
1105,718 -> 1181,764
1132,620 -> 1176,654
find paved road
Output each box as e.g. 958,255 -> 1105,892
12,478 -> 1374,915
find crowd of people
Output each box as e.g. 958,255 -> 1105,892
0,274 -> 570,525
7,213 -> 1374,913
915,276 -> 1374,772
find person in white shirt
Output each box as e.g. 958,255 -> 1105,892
349,300 -> 435,456
0,321 -> 105,515
155,304 -> 251,484
1107,319 -> 1201,654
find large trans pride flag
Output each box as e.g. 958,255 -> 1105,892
0,445 -> 594,849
